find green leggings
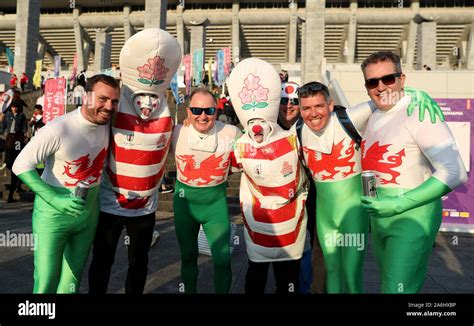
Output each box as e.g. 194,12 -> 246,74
315,175 -> 369,293
371,187 -> 441,293
32,185 -> 99,293
173,181 -> 231,293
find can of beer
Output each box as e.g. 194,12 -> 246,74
362,171 -> 378,198
74,181 -> 89,200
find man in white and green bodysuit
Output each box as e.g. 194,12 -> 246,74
360,51 -> 467,293
298,79 -> 446,293
12,75 -> 120,293
172,88 -> 242,293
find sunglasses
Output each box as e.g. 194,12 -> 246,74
297,82 -> 329,96
365,72 -> 402,89
190,107 -> 216,115
280,98 -> 299,106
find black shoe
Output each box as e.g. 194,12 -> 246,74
16,188 -> 25,193
7,198 -> 17,203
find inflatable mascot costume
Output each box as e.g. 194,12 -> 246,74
228,58 -> 308,293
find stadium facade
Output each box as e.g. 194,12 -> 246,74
0,0 -> 472,103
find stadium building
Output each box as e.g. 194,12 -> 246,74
0,0 -> 472,104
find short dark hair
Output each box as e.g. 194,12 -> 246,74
297,81 -> 331,103
85,74 -> 120,93
10,100 -> 23,109
189,88 -> 217,105
34,104 -> 43,111
361,51 -> 402,74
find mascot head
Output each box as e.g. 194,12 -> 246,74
227,58 -> 281,145
119,28 -> 182,120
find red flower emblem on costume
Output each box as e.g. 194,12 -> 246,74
137,55 -> 169,86
238,74 -> 269,111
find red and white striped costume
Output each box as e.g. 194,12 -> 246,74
228,58 -> 308,262
100,29 -> 181,216
233,132 -> 308,261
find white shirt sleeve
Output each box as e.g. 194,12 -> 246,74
347,101 -> 376,136
409,118 -> 468,190
12,125 -> 61,176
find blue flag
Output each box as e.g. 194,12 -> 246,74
5,47 -> 14,68
54,56 -> 61,77
170,73 -> 181,104
217,49 -> 225,86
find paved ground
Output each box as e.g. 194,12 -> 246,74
1,203 -> 474,294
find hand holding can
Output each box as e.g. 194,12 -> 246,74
74,181 -> 89,200
362,171 -> 378,198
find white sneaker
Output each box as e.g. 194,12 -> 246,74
150,230 -> 160,248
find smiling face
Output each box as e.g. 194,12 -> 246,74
186,91 -> 217,133
81,81 -> 119,125
300,92 -> 334,132
278,100 -> 300,129
363,60 -> 406,111
132,93 -> 160,120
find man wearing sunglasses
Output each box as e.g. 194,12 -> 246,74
298,68 -> 445,293
171,88 -> 242,293
360,51 -> 467,293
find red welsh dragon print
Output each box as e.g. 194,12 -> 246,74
361,140 -> 405,185
303,139 -> 356,180
176,153 -> 229,186
62,148 -> 108,186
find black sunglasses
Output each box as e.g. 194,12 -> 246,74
365,72 -> 402,89
190,107 -> 216,115
297,82 -> 329,96
280,98 -> 299,106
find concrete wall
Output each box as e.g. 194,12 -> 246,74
327,64 -> 474,106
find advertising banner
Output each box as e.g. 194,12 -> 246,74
436,98 -> 473,232
43,77 -> 66,124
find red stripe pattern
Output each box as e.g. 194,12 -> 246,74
242,207 -> 305,248
106,162 -> 166,191
251,196 -> 300,224
114,112 -> 173,134
239,136 -> 296,160
110,139 -> 170,166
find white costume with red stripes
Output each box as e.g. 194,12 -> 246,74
228,58 -> 308,262
100,29 -> 181,216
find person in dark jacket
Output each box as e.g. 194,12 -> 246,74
1,101 -> 27,202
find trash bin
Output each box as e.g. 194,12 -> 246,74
198,223 -> 237,256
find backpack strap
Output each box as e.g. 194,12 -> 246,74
333,105 -> 362,150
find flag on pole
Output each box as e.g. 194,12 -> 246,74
54,56 -> 61,77
33,59 -> 43,89
223,47 -> 231,76
217,49 -> 225,86
192,48 -> 204,86
207,56 -> 213,89
170,72 -> 181,104
213,53 -> 219,85
183,54 -> 192,96
5,47 -> 14,72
